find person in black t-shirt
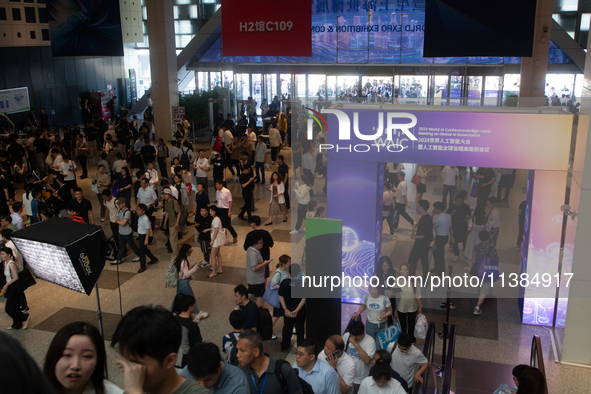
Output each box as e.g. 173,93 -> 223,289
67,188 -> 94,224
140,136 -> 157,169
54,174 -> 71,217
172,294 -> 202,368
474,167 -> 496,208
244,216 -> 274,280
408,200 -> 433,280
517,201 -> 526,248
238,164 -> 255,221
0,176 -> 9,217
278,264 -> 306,351
234,284 -> 259,331
447,194 -> 471,262
194,206 -> 213,265
209,151 -> 226,186
277,155 -> 290,210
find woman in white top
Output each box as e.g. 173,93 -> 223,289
352,280 -> 393,348
208,205 -> 224,278
415,164 -> 432,206
394,263 -> 422,342
486,197 -> 501,248
173,243 -> 208,322
2,248 -> 28,329
270,254 -> 291,326
43,321 -> 123,394
359,359 -> 406,394
265,171 -> 287,225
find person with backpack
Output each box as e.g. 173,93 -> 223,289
171,243 -> 208,323
223,310 -> 246,366
237,330 -> 303,394
181,342 -> 250,393
293,339 -> 341,394
180,142 -> 194,169
114,198 -> 141,265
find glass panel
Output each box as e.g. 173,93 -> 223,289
503,74 -> 520,106
546,74 -> 575,105
222,71 -> 233,90
483,76 -> 501,107
280,74 -> 293,100
362,76 -> 394,103
235,73 -> 250,101
554,0 -> 578,12
295,74 -> 306,103
309,74 -> 327,102
433,75 -> 449,106
265,74 -> 278,103
327,76 -> 337,102
210,72 -> 221,90
399,76 -> 428,105
467,76 -> 482,106
336,76 -> 359,102
252,74 -> 262,123
434,57 -> 467,63
450,75 -> 464,106
197,72 -> 208,92
574,73 -> 584,100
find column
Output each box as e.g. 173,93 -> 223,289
560,23 -> 591,365
518,0 -> 553,107
146,0 -> 178,142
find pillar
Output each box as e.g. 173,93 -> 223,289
518,0 -> 553,107
146,0 -> 178,142
560,19 -> 591,365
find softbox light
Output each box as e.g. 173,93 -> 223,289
10,218 -> 107,295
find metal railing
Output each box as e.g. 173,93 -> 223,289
413,322 -> 437,394
531,335 -> 549,394
441,325 -> 457,394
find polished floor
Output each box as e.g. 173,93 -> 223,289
1,146 -> 589,393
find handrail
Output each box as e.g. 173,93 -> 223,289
413,322 -> 436,394
530,335 -> 549,394
441,325 -> 456,394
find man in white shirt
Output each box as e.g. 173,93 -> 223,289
102,189 -> 120,243
431,201 -> 453,274
341,321 -> 376,392
387,333 -> 429,390
318,335 -> 357,394
215,180 -> 237,243
441,165 -> 459,210
112,153 -> 127,177
254,135 -> 267,184
170,140 -> 181,161
247,125 -> 257,164
221,127 -> 234,162
302,144 -> 316,190
193,149 -> 210,195
393,171 -> 414,231
293,340 -> 341,394
144,162 -> 159,190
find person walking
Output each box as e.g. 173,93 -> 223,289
156,138 -> 169,179
408,200 -> 433,280
265,172 -> 287,225
135,204 -> 158,273
441,165 -> 459,210
393,263 -> 422,342
393,171 -> 414,231
214,179 -> 238,243
486,197 -> 500,248
114,198 -> 141,265
431,202 -> 453,275
238,164 -> 255,221
254,135 -> 267,184
208,205 -> 225,278
173,243 -> 209,322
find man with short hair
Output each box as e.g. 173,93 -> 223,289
145,161 -> 159,190
431,201 -> 453,275
393,171 -> 414,231
278,265 -> 306,351
246,235 -> 271,307
10,202 -> 24,229
215,180 -> 237,243
342,320 -> 376,392
234,284 -> 259,332
447,194 -> 471,262
318,335 -> 357,394
194,183 -> 210,214
1,215 -> 18,232
254,135 -> 267,184
302,144 -> 316,189
67,188 -> 94,224
136,203 -> 158,273
222,310 -> 246,364
244,216 -> 274,281
173,294 -> 202,368
293,339 -> 340,394
53,174 -> 71,217
472,230 -> 500,315
277,155 -> 290,210
193,150 -> 210,195
408,200 -> 433,280
237,164 -> 255,221
170,140 -> 181,161
441,165 -> 459,210
194,206 -> 212,266
136,177 -> 158,242
162,187 -> 181,254
102,189 -> 120,241
114,197 -> 141,265
386,333 -> 429,390
237,330 -> 303,394
181,342 -> 249,394
112,305 -> 209,394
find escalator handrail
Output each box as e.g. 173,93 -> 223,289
530,335 -> 548,394
413,322 -> 436,394
441,325 -> 456,394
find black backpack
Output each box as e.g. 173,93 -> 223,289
257,307 -> 274,341
123,209 -> 139,232
180,148 -> 190,167
275,359 -> 315,394
228,333 -> 239,366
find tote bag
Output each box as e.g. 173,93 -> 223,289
377,321 -> 402,350
476,257 -> 500,282
411,173 -> 421,185
470,182 -> 479,198
263,281 -> 281,309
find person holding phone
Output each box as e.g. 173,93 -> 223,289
318,335 -> 357,394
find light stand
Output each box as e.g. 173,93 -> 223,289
94,283 -> 105,340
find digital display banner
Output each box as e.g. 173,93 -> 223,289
221,0 -> 312,56
0,87 -> 30,114
322,108 -> 572,171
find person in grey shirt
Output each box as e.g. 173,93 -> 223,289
181,342 -> 249,394
246,234 -> 271,307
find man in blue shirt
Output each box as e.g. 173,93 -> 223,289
135,204 -> 158,273
293,339 -> 340,394
181,342 -> 249,394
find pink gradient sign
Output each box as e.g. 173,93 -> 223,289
324,109 -> 572,171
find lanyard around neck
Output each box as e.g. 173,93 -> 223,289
251,374 -> 267,394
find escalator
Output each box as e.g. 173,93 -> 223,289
530,335 -> 549,394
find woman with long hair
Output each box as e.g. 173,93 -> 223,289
43,322 -> 122,394
374,256 -> 397,325
516,367 -> 546,394
1,247 -> 29,330
115,167 -> 132,209
394,263 -> 422,342
174,243 -> 208,322
265,171 -> 287,225
208,205 -> 224,278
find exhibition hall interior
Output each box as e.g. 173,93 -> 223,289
1,0 -> 591,393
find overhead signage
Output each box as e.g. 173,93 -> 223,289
0,87 -> 30,114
